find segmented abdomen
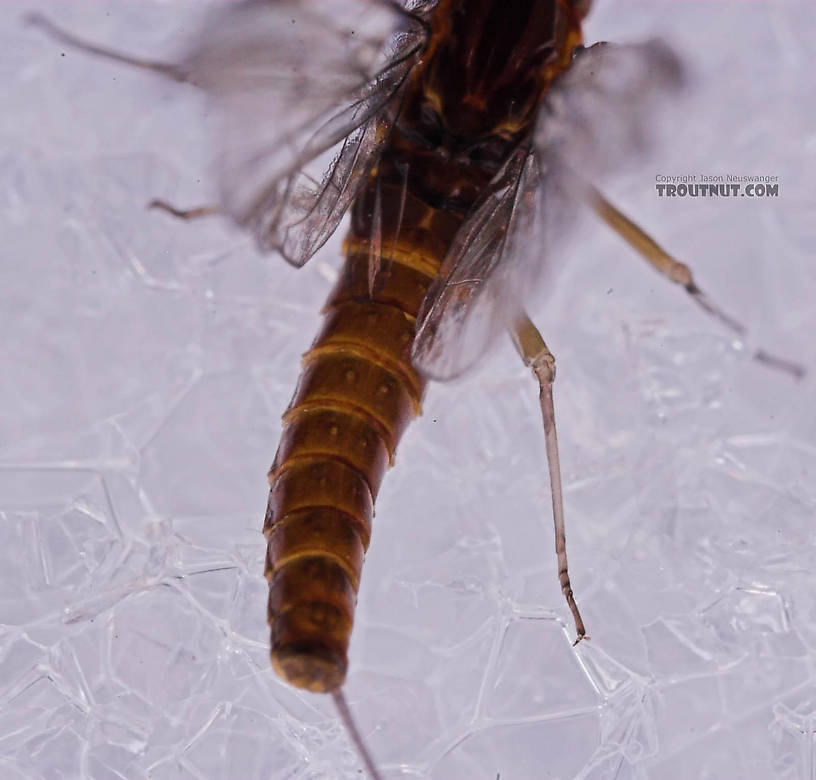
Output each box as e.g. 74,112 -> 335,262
264,181 -> 463,692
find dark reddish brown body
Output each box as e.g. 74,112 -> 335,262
264,0 -> 585,692
264,190 -> 463,691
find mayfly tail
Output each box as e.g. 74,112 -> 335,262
332,689 -> 384,780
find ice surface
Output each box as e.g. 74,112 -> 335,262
1,1 -> 815,778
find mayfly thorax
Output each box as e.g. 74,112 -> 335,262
26,1 -> 804,776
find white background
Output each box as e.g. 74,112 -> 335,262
1,1 -> 815,778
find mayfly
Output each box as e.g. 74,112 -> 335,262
27,1 -> 804,777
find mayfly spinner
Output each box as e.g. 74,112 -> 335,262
27,1 -> 804,776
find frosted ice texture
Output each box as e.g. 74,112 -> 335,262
1,1 -> 815,778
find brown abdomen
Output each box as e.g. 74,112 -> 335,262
264,181 -> 463,692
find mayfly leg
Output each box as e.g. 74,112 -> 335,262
589,188 -> 806,380
148,200 -> 219,220
512,315 -> 587,646
24,15 -> 220,223
23,12 -> 187,82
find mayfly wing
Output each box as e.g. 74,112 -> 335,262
226,60 -> 409,266
412,146 -> 558,379
180,0 -> 428,265
535,40 -> 684,183
412,39 -> 684,379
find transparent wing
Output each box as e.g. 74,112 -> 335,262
412,148 -> 575,380
535,40 -> 684,181
412,39 -> 684,380
263,112 -> 387,266
181,0 -> 427,265
412,148 -> 535,380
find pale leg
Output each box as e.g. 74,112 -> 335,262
512,315 -> 587,645
589,188 -> 805,380
24,13 -> 186,82
148,200 -> 219,220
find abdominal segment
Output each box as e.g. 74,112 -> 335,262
263,176 -> 460,692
